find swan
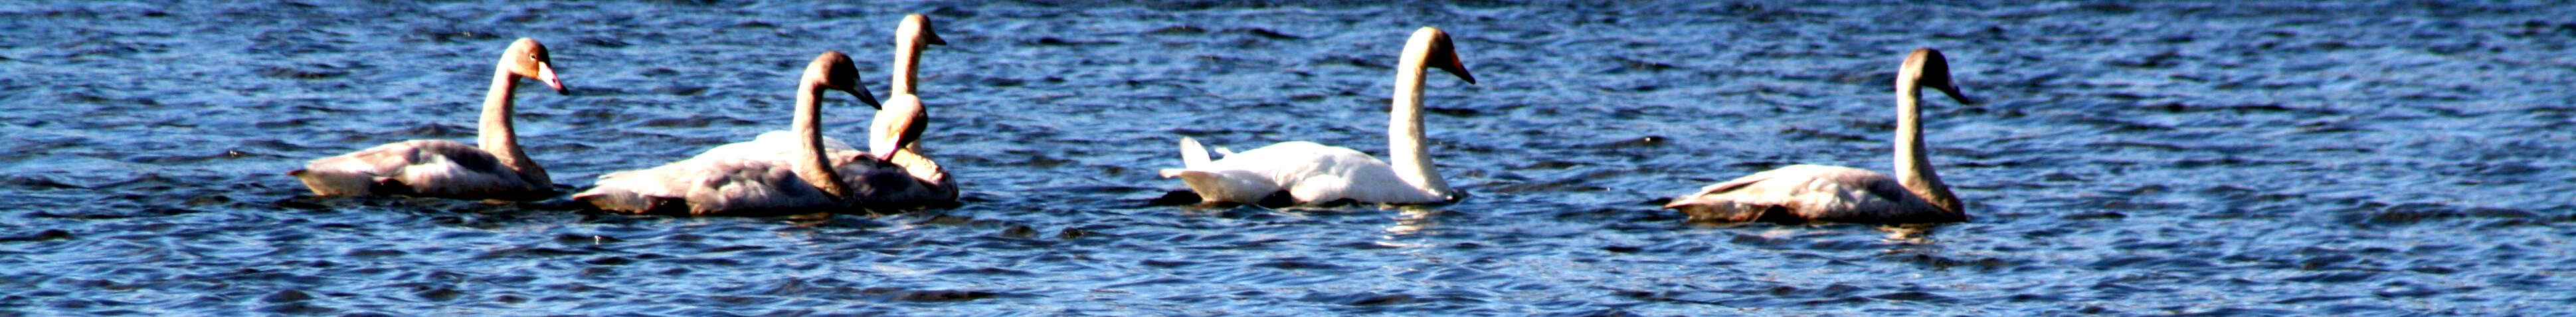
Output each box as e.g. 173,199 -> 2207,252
688,13 -> 947,161
1160,27 -> 1475,205
288,38 -> 567,200
849,13 -> 958,207
1661,48 -> 1979,224
573,51 -> 918,215
670,13 -> 957,208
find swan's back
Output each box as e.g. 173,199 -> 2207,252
1664,164 -> 1962,223
830,151 -> 958,207
292,140 -> 550,199
596,131 -> 951,212
1182,141 -> 1443,204
686,130 -> 858,162
577,158 -> 844,216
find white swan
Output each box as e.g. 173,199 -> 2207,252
1160,27 -> 1476,205
573,52 -> 914,215
1662,48 -> 1978,224
289,38 -> 566,200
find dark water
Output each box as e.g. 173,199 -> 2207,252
5,0 -> 2574,314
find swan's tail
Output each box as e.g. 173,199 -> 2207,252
1160,137 -> 1212,179
1177,136 -> 1212,169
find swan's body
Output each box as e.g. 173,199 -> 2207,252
1167,140 -> 1443,204
597,15 -> 963,212
862,14 -> 956,207
1161,27 -> 1475,205
1663,49 -> 1978,224
574,52 -> 891,215
290,38 -> 566,200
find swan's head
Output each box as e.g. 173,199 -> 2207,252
900,14 -> 947,48
503,38 -> 567,94
1411,27 -> 1475,84
806,51 -> 884,109
870,94 -> 930,161
1902,49 -> 1978,105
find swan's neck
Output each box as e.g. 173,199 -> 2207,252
1893,80 -> 1960,213
478,65 -> 545,182
1389,49 -> 1451,200
794,84 -> 850,199
891,41 -> 924,96
889,37 -> 925,154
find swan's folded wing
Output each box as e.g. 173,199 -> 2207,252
577,159 -> 704,213
688,130 -> 859,162
296,140 -> 533,197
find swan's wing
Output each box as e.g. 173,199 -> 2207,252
1280,149 -> 1435,204
292,140 -> 539,197
1664,165 -> 1952,223
1661,169 -> 1783,222
681,159 -> 841,215
575,164 -> 688,213
1158,141 -> 1335,204
829,151 -> 957,208
688,130 -> 858,162
577,158 -> 840,215
1796,168 -> 1957,223
1173,141 -> 1439,204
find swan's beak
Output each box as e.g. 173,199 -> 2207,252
1931,82 -> 1978,105
843,86 -> 883,109
1431,51 -> 1475,84
923,27 -> 947,46
535,62 -> 567,94
1439,62 -> 1475,84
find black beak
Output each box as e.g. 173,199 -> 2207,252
846,87 -> 883,109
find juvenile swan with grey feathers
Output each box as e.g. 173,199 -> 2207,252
288,38 -> 567,200
573,52 -> 915,215
1661,49 -> 1978,224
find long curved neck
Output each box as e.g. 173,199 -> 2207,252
1894,76 -> 1960,213
479,65 -> 545,180
1389,47 -> 1451,200
890,42 -> 927,153
891,41 -> 924,96
794,84 -> 850,199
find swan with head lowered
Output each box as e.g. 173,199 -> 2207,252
844,13 -> 957,207
1160,27 -> 1475,205
288,38 -> 567,200
573,51 -> 926,215
1661,48 -> 1978,224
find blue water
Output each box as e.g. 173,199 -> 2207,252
4,1 -> 2573,314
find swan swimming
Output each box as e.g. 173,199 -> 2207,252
1160,27 -> 1476,205
573,52 -> 917,215
289,38 -> 567,200
1661,48 -> 1979,224
675,14 -> 957,209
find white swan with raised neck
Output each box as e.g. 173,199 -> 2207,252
1160,27 -> 1476,205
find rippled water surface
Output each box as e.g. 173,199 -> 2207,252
6,1 -> 2575,314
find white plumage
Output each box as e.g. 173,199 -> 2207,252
1162,27 -> 1476,205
